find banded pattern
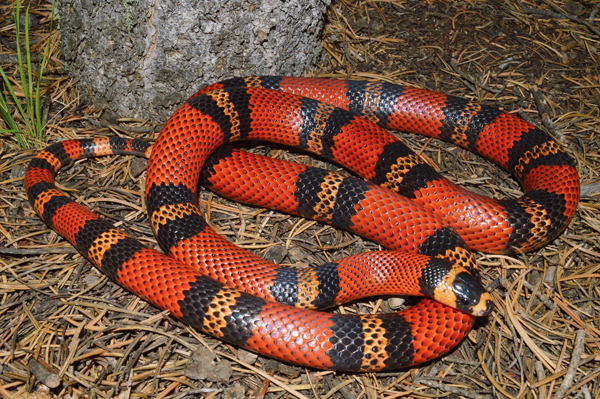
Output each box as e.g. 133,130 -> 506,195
199,76 -> 580,254
25,137 -> 489,371
25,76 -> 579,371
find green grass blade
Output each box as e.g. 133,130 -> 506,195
34,2 -> 54,146
0,66 -> 29,147
0,0 -> 52,148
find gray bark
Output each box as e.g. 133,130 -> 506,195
58,0 -> 330,121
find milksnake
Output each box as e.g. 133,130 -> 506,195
25,76 -> 579,371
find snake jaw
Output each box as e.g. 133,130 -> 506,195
469,292 -> 494,317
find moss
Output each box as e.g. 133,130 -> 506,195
123,0 -> 141,35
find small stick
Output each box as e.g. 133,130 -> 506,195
0,53 -> 40,63
553,329 -> 587,399
534,361 -> 547,399
256,361 -> 278,399
450,59 -> 503,94
519,2 -> 600,37
590,3 -> 600,23
28,357 -> 61,388
0,247 -> 78,256
530,85 -> 566,143
522,280 -> 555,310
416,379 -> 492,399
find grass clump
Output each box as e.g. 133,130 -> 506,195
0,0 -> 53,149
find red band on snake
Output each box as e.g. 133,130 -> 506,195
25,76 -> 579,371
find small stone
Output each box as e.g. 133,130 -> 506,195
264,245 -> 287,264
10,164 -> 27,180
278,363 -> 301,378
222,382 -> 245,399
528,270 -> 541,286
237,349 -> 258,365
185,347 -> 233,383
84,275 -> 101,287
17,12 -> 40,30
264,359 -> 279,374
387,297 -> 406,310
129,157 -> 147,178
564,2 -> 583,15
106,357 -> 118,369
288,247 -> 306,263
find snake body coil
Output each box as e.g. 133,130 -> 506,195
25,76 -> 579,371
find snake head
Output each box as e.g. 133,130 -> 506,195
422,258 -> 493,316
448,272 -> 494,316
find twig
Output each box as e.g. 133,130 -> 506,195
0,246 -> 78,255
530,85 -> 566,143
0,53 -> 40,63
522,279 -> 556,310
580,181 -> 600,197
85,118 -> 161,134
517,110 -> 542,129
442,356 -> 481,366
256,361 -> 278,399
416,379 -> 492,399
521,2 -> 600,37
534,361 -> 547,399
28,357 -> 61,388
215,350 -> 311,399
554,329 -> 587,399
591,3 -> 600,23
450,59 -> 503,94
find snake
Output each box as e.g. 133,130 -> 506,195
25,76 -> 579,371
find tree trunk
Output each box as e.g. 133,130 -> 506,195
58,0 -> 330,121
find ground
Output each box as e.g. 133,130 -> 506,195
0,0 -> 599,398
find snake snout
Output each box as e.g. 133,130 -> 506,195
451,272 -> 494,316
